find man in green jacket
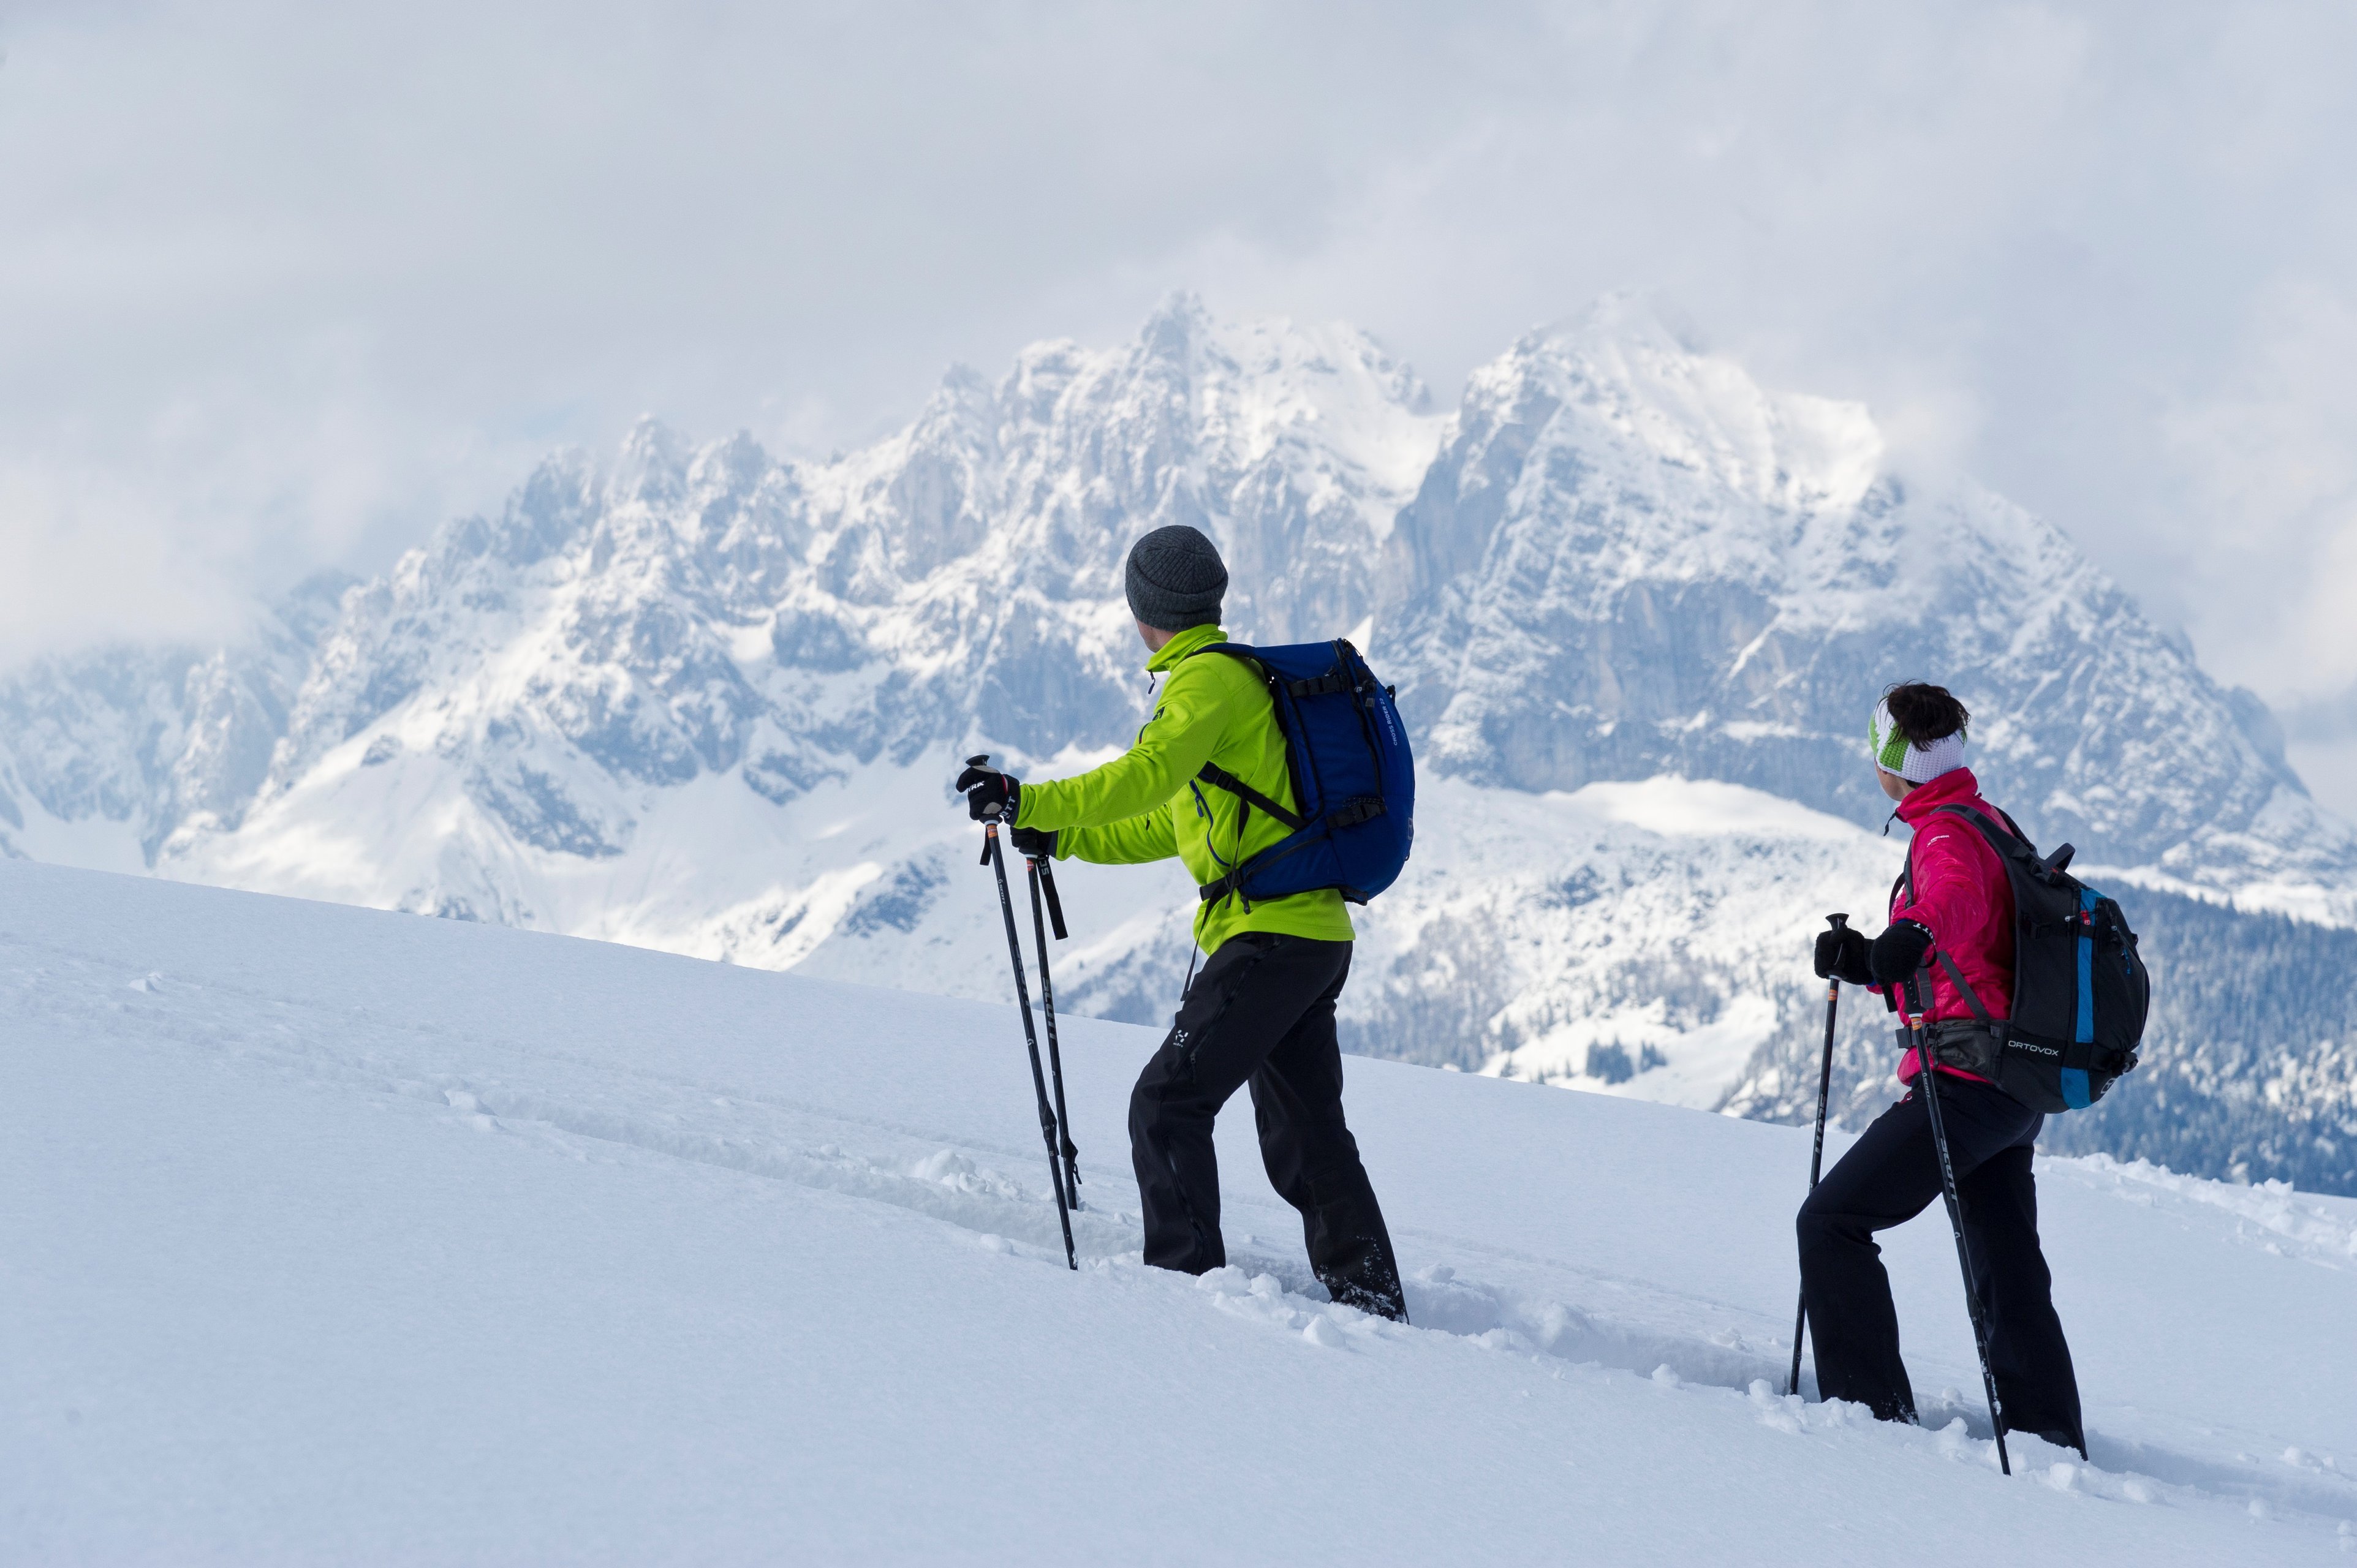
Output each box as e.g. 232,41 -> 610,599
954,525 -> 1408,1321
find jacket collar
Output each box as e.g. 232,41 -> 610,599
1146,622 -> 1227,674
1896,765 -> 1981,827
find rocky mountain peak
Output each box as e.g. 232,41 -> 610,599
7,294 -> 2355,1192
14,294 -> 2346,919
612,417 -> 694,508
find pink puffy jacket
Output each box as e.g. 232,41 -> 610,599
1880,767 -> 2018,1086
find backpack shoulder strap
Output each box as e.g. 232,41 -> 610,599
1935,951 -> 2000,1027
1178,640 -> 1260,673
1932,801 -> 2035,858
1903,809 -> 2008,1027
1173,641 -> 1312,838
1900,802 -> 2003,909
1195,760 -> 1306,832
1176,641 -> 1285,717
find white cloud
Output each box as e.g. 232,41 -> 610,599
2160,281 -> 2357,694
3,0 -> 2356,780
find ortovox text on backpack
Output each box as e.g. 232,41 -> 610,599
1904,804 -> 2150,1113
1186,638 -> 1414,907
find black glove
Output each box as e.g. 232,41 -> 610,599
1814,925 -> 1872,986
1869,919 -> 1935,986
1010,825 -> 1057,859
955,763 -> 1020,822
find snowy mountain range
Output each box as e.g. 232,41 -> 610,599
5,294 -> 2353,1192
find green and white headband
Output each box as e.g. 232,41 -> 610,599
1869,698 -> 1967,784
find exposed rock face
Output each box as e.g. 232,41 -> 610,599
0,572 -> 350,865
1383,301 -> 2353,910
4,293 -> 2352,1192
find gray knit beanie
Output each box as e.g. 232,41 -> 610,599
1124,525 -> 1227,632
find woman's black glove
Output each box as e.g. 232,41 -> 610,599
955,764 -> 1020,822
1009,825 -> 1057,859
1869,919 -> 1935,985
1814,924 -> 1873,986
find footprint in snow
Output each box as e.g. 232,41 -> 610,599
441,1089 -> 496,1132
912,1150 -> 977,1183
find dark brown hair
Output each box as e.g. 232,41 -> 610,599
1882,680 -> 1970,746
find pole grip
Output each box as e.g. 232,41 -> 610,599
967,755 -> 999,865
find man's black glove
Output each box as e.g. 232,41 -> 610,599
1009,825 -> 1057,859
1869,919 -> 1935,986
1814,924 -> 1872,986
955,763 -> 1019,822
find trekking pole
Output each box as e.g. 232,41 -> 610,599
1788,912 -> 1849,1397
1025,850 -> 1082,1210
1907,971 -> 2011,1475
969,754 -> 1078,1272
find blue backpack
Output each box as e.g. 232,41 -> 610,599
1185,639 -> 1415,908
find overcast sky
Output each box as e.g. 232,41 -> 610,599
4,1 -> 2356,800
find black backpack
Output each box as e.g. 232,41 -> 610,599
1903,803 -> 2150,1114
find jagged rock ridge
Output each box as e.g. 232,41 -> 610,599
2,293 -> 2352,1193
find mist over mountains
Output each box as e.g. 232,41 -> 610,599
5,295 -> 2353,1193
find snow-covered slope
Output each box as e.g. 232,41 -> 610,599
4,295 -> 2355,1193
157,753 -> 1915,1108
5,861 -> 2353,1561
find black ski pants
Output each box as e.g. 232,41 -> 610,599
1128,932 -> 1407,1321
1796,1074 -> 2084,1453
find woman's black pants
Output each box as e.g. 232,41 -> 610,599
1796,1074 -> 2084,1452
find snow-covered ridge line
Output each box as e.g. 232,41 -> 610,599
2,292 -> 2353,1194
6,292 -> 2342,911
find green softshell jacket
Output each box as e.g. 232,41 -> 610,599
1013,623 -> 1354,953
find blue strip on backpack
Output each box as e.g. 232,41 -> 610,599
2075,888 -> 2097,1046
2065,887 -> 2102,1108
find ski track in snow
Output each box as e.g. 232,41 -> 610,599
10,894 -> 2357,1557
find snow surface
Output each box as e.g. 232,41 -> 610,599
6,860 -> 2355,1562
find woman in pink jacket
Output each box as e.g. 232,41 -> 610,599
1799,682 -> 2085,1457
